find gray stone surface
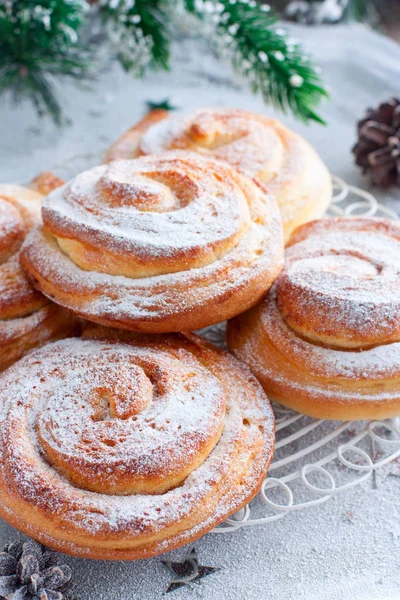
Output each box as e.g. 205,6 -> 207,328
0,23 -> 399,600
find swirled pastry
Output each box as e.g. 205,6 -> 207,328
0,332 -> 275,559
105,108 -> 331,240
21,153 -> 284,332
0,184 -> 77,370
227,217 -> 400,420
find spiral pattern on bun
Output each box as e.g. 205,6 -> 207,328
0,332 -> 275,559
227,218 -> 400,420
21,153 -> 283,332
0,184 -> 77,370
105,108 -> 331,240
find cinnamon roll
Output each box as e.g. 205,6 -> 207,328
0,183 -> 77,370
227,217 -> 400,420
0,332 -> 275,559
21,153 -> 284,332
105,108 -> 331,240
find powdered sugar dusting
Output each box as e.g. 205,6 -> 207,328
229,218 -> 400,406
43,155 -> 251,269
36,341 -> 225,493
0,197 -> 24,259
22,154 -> 284,331
264,286 -> 400,381
279,229 -> 400,347
131,107 -> 331,233
0,335 -> 275,558
139,109 -> 284,180
0,186 -> 77,368
0,187 -> 44,320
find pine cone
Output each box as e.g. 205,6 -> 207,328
352,97 -> 400,187
0,540 -> 75,600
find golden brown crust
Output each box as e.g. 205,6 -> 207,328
21,153 -> 284,333
227,217 -> 400,421
0,331 -> 275,560
0,183 -> 78,370
0,303 -> 79,371
28,171 -> 65,196
105,109 -> 169,163
104,108 -> 332,241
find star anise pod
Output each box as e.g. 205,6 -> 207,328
352,97 -> 400,187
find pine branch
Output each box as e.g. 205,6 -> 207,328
184,0 -> 328,124
100,0 -> 171,74
0,0 -> 91,125
0,0 -> 328,125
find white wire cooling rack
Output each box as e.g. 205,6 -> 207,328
203,176 -> 400,532
50,156 -> 400,532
